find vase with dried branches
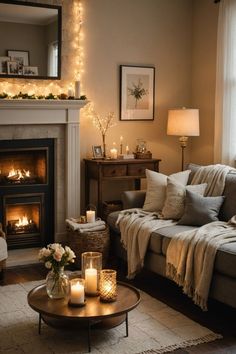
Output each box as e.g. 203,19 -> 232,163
92,110 -> 116,158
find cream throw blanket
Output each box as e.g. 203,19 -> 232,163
166,217 -> 236,311
167,164 -> 234,310
191,164 -> 231,196
116,208 -> 177,279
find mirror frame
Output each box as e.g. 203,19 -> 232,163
0,0 -> 62,80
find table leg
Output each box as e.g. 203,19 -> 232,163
125,312 -> 128,337
87,319 -> 91,352
38,313 -> 42,334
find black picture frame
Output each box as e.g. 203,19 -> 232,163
120,65 -> 155,121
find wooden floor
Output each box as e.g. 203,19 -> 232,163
1,264 -> 236,354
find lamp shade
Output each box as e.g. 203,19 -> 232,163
167,108 -> 199,136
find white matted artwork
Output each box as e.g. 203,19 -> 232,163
23,66 -> 38,76
7,50 -> 29,72
0,56 -> 10,74
120,65 -> 155,121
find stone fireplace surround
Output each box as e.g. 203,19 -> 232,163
0,99 -> 87,243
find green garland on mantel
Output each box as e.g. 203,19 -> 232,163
0,92 -> 87,100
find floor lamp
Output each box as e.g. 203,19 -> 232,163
167,108 -> 200,171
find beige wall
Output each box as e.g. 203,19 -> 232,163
81,0 -> 193,172
190,0 -> 219,165
80,0 -> 193,206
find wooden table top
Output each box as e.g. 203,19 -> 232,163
27,281 -> 140,321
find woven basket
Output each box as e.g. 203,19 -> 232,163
102,200 -> 123,221
67,225 -> 110,269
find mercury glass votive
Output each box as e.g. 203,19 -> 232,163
99,269 -> 117,302
82,252 -> 102,296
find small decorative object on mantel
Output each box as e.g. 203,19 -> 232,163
82,252 -> 102,296
99,269 -> 117,302
38,243 -> 76,299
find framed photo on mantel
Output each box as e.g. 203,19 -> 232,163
120,65 -> 155,121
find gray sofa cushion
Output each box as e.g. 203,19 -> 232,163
178,190 -> 225,226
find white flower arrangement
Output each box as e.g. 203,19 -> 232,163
38,243 -> 76,272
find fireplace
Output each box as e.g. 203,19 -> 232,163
0,139 -> 54,249
0,99 -> 86,246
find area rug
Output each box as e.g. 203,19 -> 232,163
0,280 -> 222,354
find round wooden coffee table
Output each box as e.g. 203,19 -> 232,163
28,281 -> 140,352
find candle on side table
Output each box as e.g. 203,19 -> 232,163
110,148 -> 118,159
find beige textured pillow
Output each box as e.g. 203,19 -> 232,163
142,169 -> 191,212
162,178 -> 207,220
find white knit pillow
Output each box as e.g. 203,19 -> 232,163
142,169 -> 191,212
162,178 -> 207,220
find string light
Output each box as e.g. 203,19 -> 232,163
0,0 -> 84,97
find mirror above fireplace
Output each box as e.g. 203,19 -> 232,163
0,0 -> 61,80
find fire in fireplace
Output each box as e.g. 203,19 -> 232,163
0,139 -> 54,249
0,148 -> 47,186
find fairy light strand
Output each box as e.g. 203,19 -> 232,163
0,0 -> 84,97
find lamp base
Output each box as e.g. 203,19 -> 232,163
179,136 -> 188,171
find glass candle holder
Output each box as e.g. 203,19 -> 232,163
82,252 -> 102,296
99,269 -> 117,302
69,278 -> 85,306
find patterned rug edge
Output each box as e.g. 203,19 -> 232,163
137,332 -> 223,354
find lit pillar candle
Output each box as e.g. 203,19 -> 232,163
85,268 -> 97,294
125,145 -> 129,154
110,148 -> 118,159
70,280 -> 85,304
86,210 -> 95,223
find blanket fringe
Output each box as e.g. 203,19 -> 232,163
136,332 -> 222,354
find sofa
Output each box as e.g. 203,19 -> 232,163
107,164 -> 236,309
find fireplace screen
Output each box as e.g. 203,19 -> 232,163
0,148 -> 47,185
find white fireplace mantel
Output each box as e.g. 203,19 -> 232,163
0,99 -> 88,220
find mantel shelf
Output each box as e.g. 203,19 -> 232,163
0,99 -> 88,110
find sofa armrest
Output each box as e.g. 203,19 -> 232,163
121,190 -> 146,209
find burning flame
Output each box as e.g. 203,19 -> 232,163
8,168 -> 30,180
15,215 -> 30,227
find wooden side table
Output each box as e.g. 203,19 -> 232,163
84,158 -> 161,216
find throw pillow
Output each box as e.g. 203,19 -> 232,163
162,179 -> 207,220
142,169 -> 191,212
178,190 -> 225,226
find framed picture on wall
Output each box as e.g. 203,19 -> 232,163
7,50 -> 29,72
120,65 -> 155,121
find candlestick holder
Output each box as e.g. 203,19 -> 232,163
99,269 -> 117,302
82,252 -> 102,296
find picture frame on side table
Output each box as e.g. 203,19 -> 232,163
120,65 -> 155,121
92,145 -> 103,159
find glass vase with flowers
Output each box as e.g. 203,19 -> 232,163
38,243 -> 76,299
